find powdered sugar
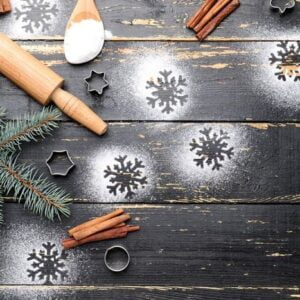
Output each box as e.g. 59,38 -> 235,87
0,222 -> 87,284
250,43 -> 300,111
64,19 -> 104,64
112,49 -> 194,120
80,146 -> 155,202
168,124 -> 250,188
6,0 -> 61,38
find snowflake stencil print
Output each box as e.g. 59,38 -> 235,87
27,242 -> 68,285
14,0 -> 59,33
269,41 -> 300,81
190,128 -> 234,171
104,155 -> 148,199
146,70 -> 188,114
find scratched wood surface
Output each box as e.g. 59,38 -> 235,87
0,0 -> 299,40
0,203 -> 299,299
2,41 -> 300,121
14,122 -> 299,204
1,286 -> 299,300
0,0 -> 299,299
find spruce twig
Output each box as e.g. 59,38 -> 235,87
0,106 -> 5,118
0,153 -> 71,221
0,106 -> 72,222
0,190 -> 3,225
0,107 -> 61,152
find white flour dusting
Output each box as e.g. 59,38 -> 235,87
1,222 -> 88,284
115,49 -> 193,120
134,53 -> 192,119
80,145 -> 155,202
168,124 -> 250,188
64,19 -> 104,64
104,30 -> 113,39
250,43 -> 300,111
8,0 -> 61,38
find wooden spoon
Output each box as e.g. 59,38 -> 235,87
64,0 -> 105,64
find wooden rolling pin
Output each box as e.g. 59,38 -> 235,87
0,33 -> 107,135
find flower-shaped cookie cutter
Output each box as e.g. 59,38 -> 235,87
46,150 -> 75,176
270,0 -> 295,13
84,71 -> 109,96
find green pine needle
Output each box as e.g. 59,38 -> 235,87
0,153 -> 71,221
0,106 -> 6,130
0,107 -> 6,224
0,106 -> 61,153
0,106 -> 71,222
0,191 -> 3,225
0,107 -> 5,118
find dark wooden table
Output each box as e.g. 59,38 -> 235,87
0,0 -> 299,299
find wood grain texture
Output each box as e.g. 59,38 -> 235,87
11,122 -> 299,204
0,203 -> 299,288
1,285 -> 299,300
1,0 -> 299,40
1,41 -> 300,121
1,1 -> 299,298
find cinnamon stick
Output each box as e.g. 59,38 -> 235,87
68,208 -> 124,237
63,225 -> 140,250
73,213 -> 131,241
194,0 -> 232,32
186,0 -> 217,29
67,222 -> 126,238
0,0 -> 11,13
197,0 -> 240,41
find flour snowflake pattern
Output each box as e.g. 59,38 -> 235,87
269,41 -> 300,81
190,128 -> 234,171
146,70 -> 188,114
27,242 -> 68,284
104,155 -> 148,199
14,0 -> 59,33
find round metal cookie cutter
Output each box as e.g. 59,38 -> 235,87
104,245 -> 130,272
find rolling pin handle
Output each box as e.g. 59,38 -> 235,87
51,88 -> 108,135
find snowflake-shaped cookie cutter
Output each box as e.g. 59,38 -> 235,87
190,128 -> 234,171
146,70 -> 188,114
269,41 -> 300,81
104,155 -> 148,199
84,71 -> 109,96
270,0 -> 295,13
27,242 -> 68,285
46,150 -> 75,176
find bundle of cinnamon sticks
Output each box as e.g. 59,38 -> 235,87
187,0 -> 240,41
0,0 -> 11,14
62,208 -> 140,250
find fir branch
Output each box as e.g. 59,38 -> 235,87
0,106 -> 6,130
0,190 -> 3,225
0,153 -> 71,221
0,106 -> 61,153
0,106 -> 5,118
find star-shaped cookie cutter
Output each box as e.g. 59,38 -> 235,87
270,0 -> 295,13
46,150 -> 75,176
84,71 -> 109,96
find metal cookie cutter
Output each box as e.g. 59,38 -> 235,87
46,150 -> 75,176
104,245 -> 130,272
85,71 -> 109,96
270,0 -> 295,13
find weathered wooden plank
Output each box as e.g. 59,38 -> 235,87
0,203 -> 299,287
1,0 -> 300,40
13,122 -> 300,204
0,285 -> 298,300
1,41 -> 300,121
